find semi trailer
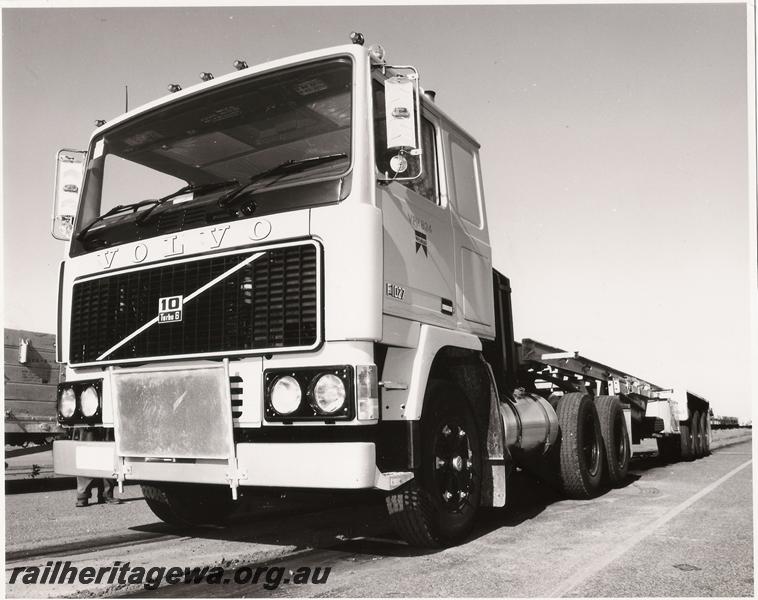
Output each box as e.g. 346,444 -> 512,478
51,35 -> 709,547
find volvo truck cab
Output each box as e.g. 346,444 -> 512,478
51,37 -> 504,546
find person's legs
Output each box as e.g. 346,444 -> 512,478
76,477 -> 95,507
97,479 -> 122,504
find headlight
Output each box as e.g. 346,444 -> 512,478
270,376 -> 302,415
59,388 -> 76,419
80,386 -> 100,417
264,366 -> 353,422
312,374 -> 346,414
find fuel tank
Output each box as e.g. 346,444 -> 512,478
499,388 -> 559,459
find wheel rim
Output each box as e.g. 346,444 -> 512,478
614,415 -> 628,469
432,420 -> 475,512
582,410 -> 601,477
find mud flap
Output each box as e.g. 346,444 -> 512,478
481,359 -> 510,508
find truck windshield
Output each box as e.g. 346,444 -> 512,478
73,57 -> 352,253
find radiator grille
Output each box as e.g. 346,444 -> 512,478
70,243 -> 320,365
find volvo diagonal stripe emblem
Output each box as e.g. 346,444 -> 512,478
96,251 -> 266,360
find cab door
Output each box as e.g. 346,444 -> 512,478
444,132 -> 494,337
376,93 -> 455,328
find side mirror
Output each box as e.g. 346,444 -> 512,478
51,149 -> 86,241
378,67 -> 422,181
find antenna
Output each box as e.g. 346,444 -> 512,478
125,85 -> 129,112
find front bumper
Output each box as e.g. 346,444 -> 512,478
53,440 -> 412,491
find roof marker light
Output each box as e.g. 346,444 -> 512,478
233,59 -> 248,70
167,83 -> 182,93
368,44 -> 386,63
94,119 -> 106,127
200,72 -> 214,82
350,31 -> 365,46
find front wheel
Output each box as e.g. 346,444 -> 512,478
385,380 -> 482,548
141,483 -> 236,527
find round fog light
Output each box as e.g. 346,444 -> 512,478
59,388 -> 76,419
80,386 -> 100,418
313,374 -> 346,414
271,376 -> 302,415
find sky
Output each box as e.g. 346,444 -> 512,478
2,4 -> 753,419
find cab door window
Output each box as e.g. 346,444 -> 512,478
449,138 -> 482,227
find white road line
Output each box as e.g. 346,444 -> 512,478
549,457 -> 753,598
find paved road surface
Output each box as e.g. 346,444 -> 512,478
5,435 -> 753,598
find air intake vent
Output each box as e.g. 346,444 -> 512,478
156,206 -> 208,234
230,375 -> 243,420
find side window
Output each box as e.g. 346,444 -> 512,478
450,139 -> 481,226
403,119 -> 439,204
373,79 -> 440,205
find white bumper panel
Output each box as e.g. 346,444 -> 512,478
236,442 -> 376,488
54,440 -> 394,490
54,440 -> 117,478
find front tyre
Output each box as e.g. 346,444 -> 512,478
385,380 -> 482,548
141,483 -> 236,528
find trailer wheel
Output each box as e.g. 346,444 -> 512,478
141,483 -> 235,528
556,393 -> 605,498
700,411 -> 710,456
385,380 -> 482,548
679,416 -> 695,461
690,410 -> 703,458
595,396 -> 630,486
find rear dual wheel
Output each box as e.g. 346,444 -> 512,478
555,393 -> 605,498
660,409 -> 709,462
595,396 -> 630,487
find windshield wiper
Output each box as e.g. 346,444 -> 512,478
218,153 -> 348,210
77,199 -> 159,241
135,179 -> 239,226
78,180 -> 239,242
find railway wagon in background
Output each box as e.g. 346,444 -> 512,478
5,329 -> 62,447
